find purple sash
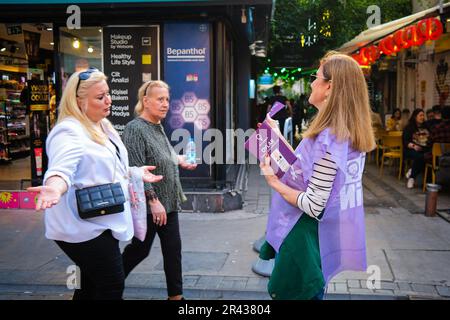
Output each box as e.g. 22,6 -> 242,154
266,128 -> 367,283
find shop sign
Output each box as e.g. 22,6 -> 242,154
27,79 -> 49,186
164,22 -> 211,179
6,24 -> 22,35
434,33 -> 450,53
103,26 -> 160,136
259,74 -> 273,85
352,17 -> 443,66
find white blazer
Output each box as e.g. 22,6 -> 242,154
43,117 -> 134,243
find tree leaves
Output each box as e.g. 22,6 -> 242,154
267,0 -> 412,70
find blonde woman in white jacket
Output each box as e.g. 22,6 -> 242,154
28,68 -> 163,300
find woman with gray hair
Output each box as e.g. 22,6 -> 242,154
121,80 -> 196,300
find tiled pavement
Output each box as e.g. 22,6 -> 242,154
1,162 -> 450,300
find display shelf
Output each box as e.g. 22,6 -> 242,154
9,147 -> 30,153
0,84 -> 29,162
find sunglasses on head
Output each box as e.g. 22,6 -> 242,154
76,67 -> 100,96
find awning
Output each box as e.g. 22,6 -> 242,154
339,2 -> 450,54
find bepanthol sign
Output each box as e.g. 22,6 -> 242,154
167,48 -> 206,56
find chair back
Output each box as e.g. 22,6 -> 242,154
432,143 -> 450,167
387,130 -> 402,137
381,134 -> 402,150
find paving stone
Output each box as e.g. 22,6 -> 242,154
326,283 -> 335,293
245,277 -> 267,291
334,283 -> 349,293
196,276 -> 223,290
330,279 -> 347,284
380,281 -> 398,291
372,289 -> 395,296
219,279 -> 247,290
347,280 -> 361,289
397,282 -> 412,292
411,283 -> 438,295
435,286 -> 450,297
393,290 -> 413,297
182,275 -> 200,288
224,276 -> 249,282
349,288 -> 374,295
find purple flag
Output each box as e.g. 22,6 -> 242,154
266,128 -> 367,283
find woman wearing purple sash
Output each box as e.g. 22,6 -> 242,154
259,52 -> 376,300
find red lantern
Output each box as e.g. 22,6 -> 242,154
381,35 -> 397,55
417,18 -> 432,44
368,45 -> 380,63
428,17 -> 443,40
394,29 -> 405,50
403,25 -> 416,49
359,48 -> 369,65
351,53 -> 362,65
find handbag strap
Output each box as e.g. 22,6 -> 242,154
107,138 -> 119,184
109,138 -> 122,162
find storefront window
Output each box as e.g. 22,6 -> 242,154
59,27 -> 103,91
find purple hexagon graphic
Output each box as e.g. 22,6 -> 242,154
171,99 -> 184,114
194,99 -> 210,115
194,115 -> 211,130
181,92 -> 198,108
168,114 -> 185,129
181,106 -> 198,123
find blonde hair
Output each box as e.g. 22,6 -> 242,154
134,80 -> 170,116
56,69 -> 117,145
303,52 -> 376,152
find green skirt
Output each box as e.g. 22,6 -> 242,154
260,213 -> 325,300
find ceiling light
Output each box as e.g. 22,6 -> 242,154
0,47 -> 6,52
73,39 -> 80,49
87,46 -> 94,53
46,27 -> 53,31
98,29 -> 102,33
50,42 -> 54,46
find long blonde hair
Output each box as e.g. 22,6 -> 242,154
134,80 -> 170,115
303,53 -> 376,152
57,69 -> 117,145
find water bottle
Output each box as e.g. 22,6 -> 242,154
186,138 -> 196,164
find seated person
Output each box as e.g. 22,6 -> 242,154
386,108 -> 401,131
403,109 -> 430,189
425,105 -> 443,132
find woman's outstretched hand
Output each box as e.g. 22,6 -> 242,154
178,155 -> 197,170
141,166 -> 163,183
27,186 -> 61,210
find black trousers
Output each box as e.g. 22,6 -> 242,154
122,212 -> 182,297
55,230 -> 125,300
404,149 -> 426,179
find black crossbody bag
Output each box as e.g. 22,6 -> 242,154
75,139 -> 126,219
